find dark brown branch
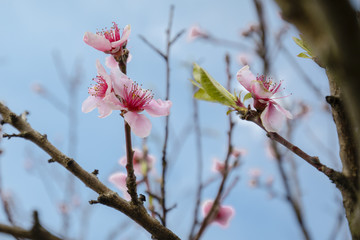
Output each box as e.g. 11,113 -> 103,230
244,110 -> 348,189
124,120 -> 139,205
0,211 -> 63,240
0,102 -> 180,240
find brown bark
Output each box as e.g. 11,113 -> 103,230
273,0 -> 360,238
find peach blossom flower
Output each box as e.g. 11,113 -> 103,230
237,65 -> 292,132
202,200 -> 235,228
84,23 -> 130,54
119,148 -> 156,175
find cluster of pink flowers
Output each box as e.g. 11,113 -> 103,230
82,23 -> 172,138
108,148 -> 156,200
237,65 -> 292,132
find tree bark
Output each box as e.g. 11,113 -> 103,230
273,0 -> 360,238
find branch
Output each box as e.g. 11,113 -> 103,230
244,110 -> 348,188
140,5 -> 185,227
0,102 -> 180,240
0,211 -> 63,240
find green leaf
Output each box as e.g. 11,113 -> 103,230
190,79 -> 202,89
297,52 -> 311,59
193,88 -> 217,102
192,63 -> 202,84
293,35 -> 313,58
194,63 -> 236,107
243,92 -> 252,102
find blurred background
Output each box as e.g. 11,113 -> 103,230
0,0 -> 352,239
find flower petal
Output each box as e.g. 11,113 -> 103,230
83,32 -> 112,52
124,112 -> 152,138
108,172 -> 131,200
236,65 -> 256,92
145,99 -> 172,117
272,101 -> 293,119
111,68 -> 133,97
108,172 -> 127,191
82,96 -> 97,113
111,24 -> 131,48
97,101 -> 113,118
105,55 -> 118,69
250,81 -> 273,99
260,102 -> 286,132
216,205 -> 235,228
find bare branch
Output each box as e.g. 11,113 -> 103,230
0,102 -> 180,240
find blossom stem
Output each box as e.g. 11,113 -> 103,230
124,120 -> 139,205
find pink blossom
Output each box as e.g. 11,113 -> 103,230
112,67 -> 172,138
211,158 -> 225,173
202,200 -> 235,228
236,65 -> 292,132
187,25 -> 208,42
83,23 -> 130,54
82,57 -> 171,138
81,60 -> 121,118
231,148 -> 247,158
119,148 -> 156,175
108,172 -> 130,200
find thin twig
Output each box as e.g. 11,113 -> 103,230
140,5 -> 184,227
188,80 -> 204,239
192,54 -> 236,240
271,140 -> 311,240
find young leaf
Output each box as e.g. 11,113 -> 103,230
293,35 -> 313,58
243,92 -> 252,102
194,63 -> 236,107
194,88 -> 217,102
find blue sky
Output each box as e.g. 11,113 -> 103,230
0,0 -> 350,239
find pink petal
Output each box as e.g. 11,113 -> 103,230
202,200 -> 213,216
111,24 -> 131,48
272,101 -> 293,119
215,206 -> 235,228
105,55 -> 118,69
119,156 -> 127,166
145,99 -> 172,117
83,32 -> 112,52
124,112 -> 152,138
108,172 -> 131,200
111,69 -> 133,97
260,102 -> 286,132
250,81 -> 273,99
201,200 -> 235,228
97,101 -> 113,118
108,172 -> 127,191
211,158 -> 225,173
96,60 -> 108,79
82,96 -> 97,113
236,65 -> 256,92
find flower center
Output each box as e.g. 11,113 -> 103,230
88,76 -> 108,98
256,75 -> 281,93
96,22 -> 121,43
120,82 -> 153,112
